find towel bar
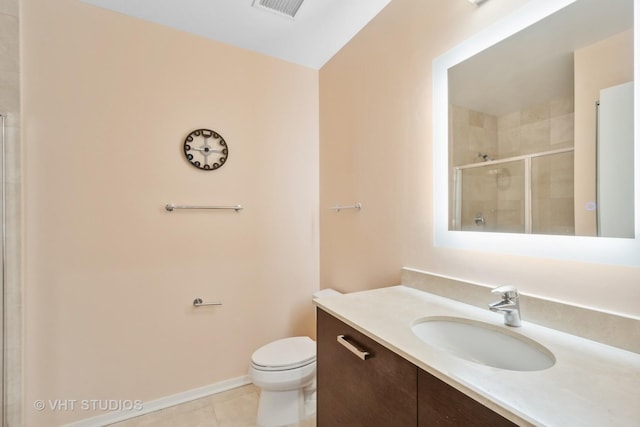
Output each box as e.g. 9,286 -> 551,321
166,203 -> 243,212
193,298 -> 223,307
331,203 -> 362,212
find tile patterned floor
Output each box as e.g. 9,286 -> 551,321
108,384 -> 316,427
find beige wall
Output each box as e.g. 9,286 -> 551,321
320,0 -> 640,314
574,29 -> 634,236
22,0 -> 319,425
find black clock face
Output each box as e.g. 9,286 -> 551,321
183,129 -> 229,170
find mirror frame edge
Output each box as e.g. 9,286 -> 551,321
432,0 -> 640,267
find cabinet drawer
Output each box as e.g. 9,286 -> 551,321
317,308 -> 418,427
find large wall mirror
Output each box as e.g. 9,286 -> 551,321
433,0 -> 640,266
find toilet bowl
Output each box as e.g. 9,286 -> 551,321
249,288 -> 342,427
250,336 -> 316,426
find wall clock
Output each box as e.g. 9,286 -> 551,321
183,128 -> 229,170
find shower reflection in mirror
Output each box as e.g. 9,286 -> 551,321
448,0 -> 634,237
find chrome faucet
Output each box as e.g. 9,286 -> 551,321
489,285 -> 521,327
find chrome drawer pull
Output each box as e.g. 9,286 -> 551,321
337,335 -> 371,360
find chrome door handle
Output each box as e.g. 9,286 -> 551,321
337,335 -> 371,360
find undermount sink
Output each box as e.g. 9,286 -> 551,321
411,317 -> 555,371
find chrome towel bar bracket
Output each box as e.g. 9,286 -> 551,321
193,298 -> 223,307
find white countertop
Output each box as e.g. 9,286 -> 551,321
314,285 -> 640,427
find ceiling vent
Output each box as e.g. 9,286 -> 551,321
252,0 -> 305,19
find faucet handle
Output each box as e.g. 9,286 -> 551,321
491,285 -> 519,299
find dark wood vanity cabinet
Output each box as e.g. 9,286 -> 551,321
317,308 -> 518,427
418,369 -> 517,427
316,307 -> 417,426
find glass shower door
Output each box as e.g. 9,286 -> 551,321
455,160 -> 526,233
453,148 -> 575,235
531,151 -> 575,235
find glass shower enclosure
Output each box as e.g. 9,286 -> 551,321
453,148 -> 575,235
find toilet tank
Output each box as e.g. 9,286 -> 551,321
312,289 -> 342,299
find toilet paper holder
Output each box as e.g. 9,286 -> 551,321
193,298 -> 223,307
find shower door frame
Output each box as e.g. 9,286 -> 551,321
0,111 -> 5,427
453,147 -> 574,234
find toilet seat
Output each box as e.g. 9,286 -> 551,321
251,336 -> 316,371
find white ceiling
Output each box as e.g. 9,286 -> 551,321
80,0 -> 392,69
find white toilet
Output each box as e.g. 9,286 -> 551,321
249,289 -> 341,427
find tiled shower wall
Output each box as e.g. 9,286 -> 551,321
0,0 -> 22,425
450,97 -> 575,234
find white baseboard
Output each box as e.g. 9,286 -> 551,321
64,375 -> 252,427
